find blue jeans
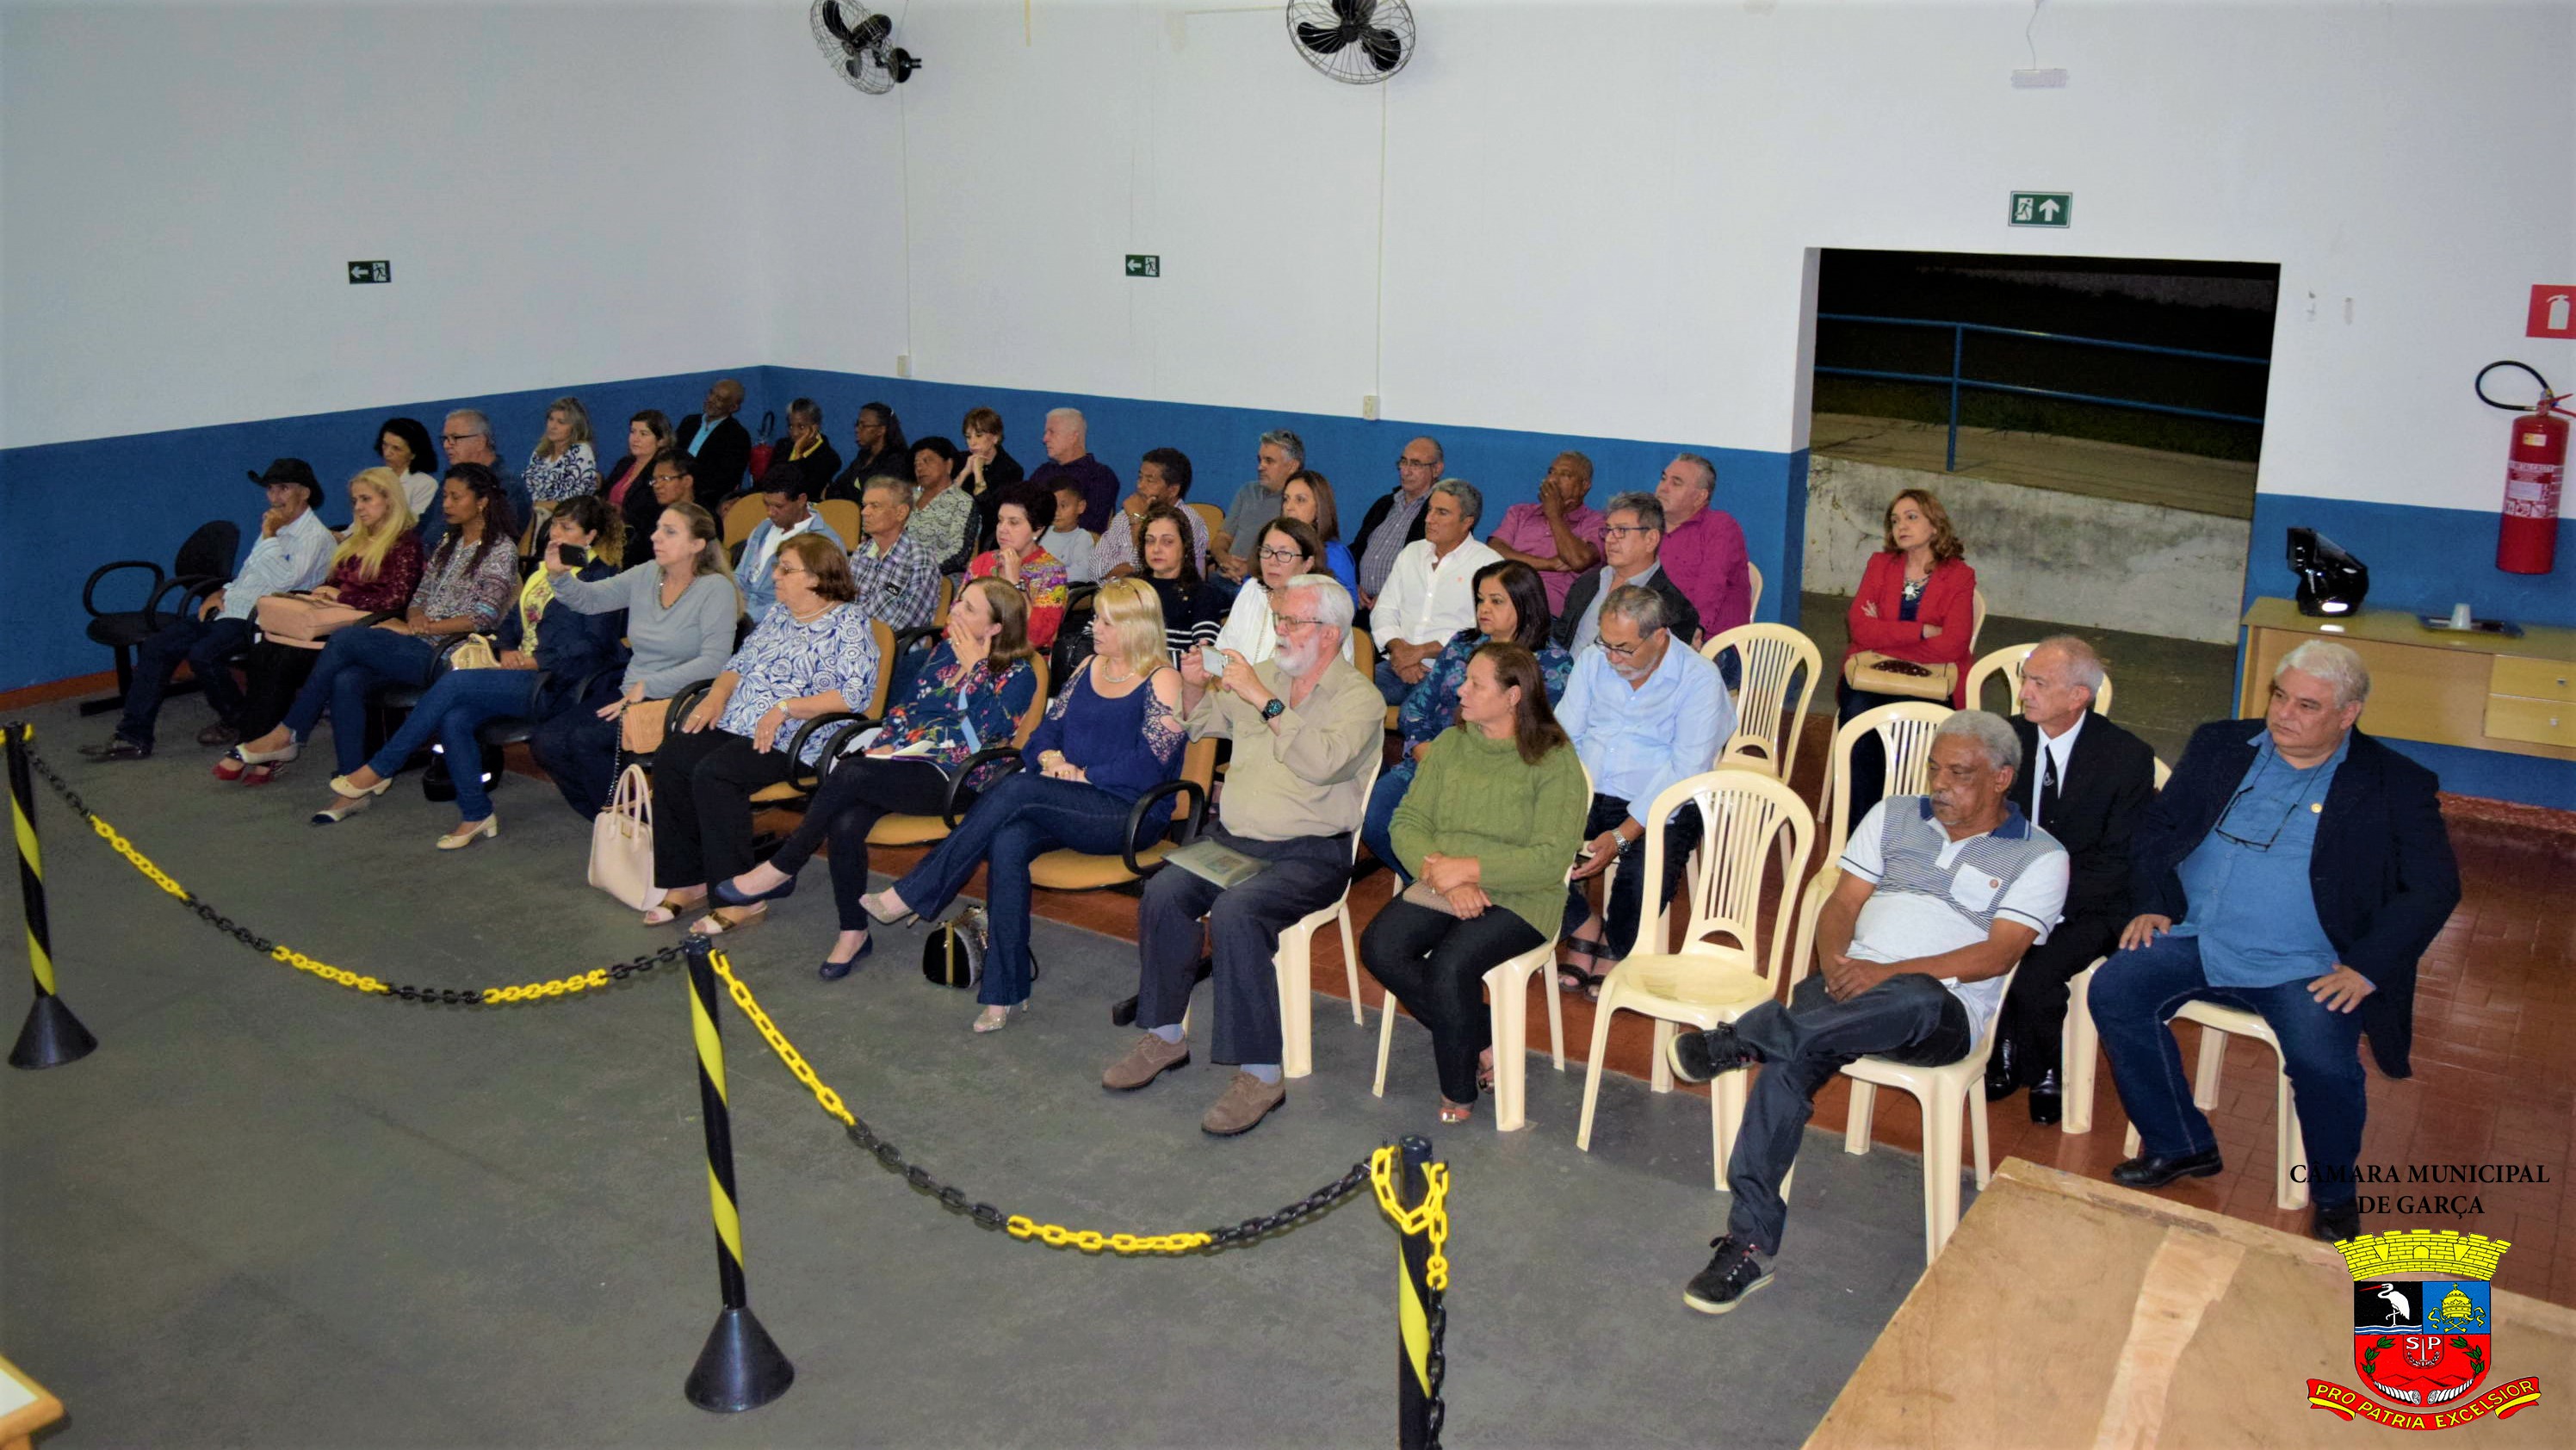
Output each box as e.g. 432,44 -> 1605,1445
1372,658 -> 1415,707
117,615 -> 254,747
362,668 -> 540,821
2089,932 -> 2367,1208
893,771 -> 1138,1008
281,627 -> 440,773
1361,762 -> 1416,883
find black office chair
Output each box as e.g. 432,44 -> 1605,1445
80,519 -> 241,716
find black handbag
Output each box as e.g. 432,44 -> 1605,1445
920,907 -> 988,989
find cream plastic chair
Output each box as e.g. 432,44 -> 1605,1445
2059,758 -> 2167,1135
1744,561 -> 1764,621
1817,699 -> 1954,864
1700,624 -> 1821,780
1575,770 -> 1814,1185
1966,642 -> 2115,718
1371,762 -> 1590,1131
1275,753 -> 1384,1077
1969,587 -> 1989,653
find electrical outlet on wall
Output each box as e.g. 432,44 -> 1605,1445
1361,393 -> 1379,420
895,353 -> 911,378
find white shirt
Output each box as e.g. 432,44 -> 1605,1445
1214,584 -> 1356,666
399,471 -> 440,520
1373,536 -> 1502,648
1838,799 -> 2071,1050
2026,710 -> 2084,821
745,511 -> 824,583
1041,526 -> 1099,585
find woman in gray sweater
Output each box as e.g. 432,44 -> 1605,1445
529,502 -> 740,816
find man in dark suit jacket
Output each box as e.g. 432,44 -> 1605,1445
2091,640 -> 2459,1242
672,378 -> 752,507
1551,492 -> 1702,652
1986,637 -> 2157,1124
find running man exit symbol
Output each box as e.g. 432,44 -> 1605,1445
348,260 -> 391,283
2010,192 -> 2071,227
1124,254 -> 1161,278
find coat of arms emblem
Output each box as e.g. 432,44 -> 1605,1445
2308,1230 -> 2543,1429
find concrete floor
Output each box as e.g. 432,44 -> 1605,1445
1811,412 -> 2257,520
2,694 -> 1946,1449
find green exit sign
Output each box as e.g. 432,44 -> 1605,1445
2009,191 -> 2072,228
1124,254 -> 1161,278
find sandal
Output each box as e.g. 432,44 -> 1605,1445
641,893 -> 705,927
690,905 -> 765,937
1439,1100 -> 1473,1125
242,760 -> 288,786
1557,935 -> 1613,995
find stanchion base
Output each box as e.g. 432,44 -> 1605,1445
9,995 -> 97,1070
684,1306 -> 795,1413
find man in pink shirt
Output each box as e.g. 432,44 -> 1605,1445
1654,452 -> 1751,641
1486,450 -> 1606,617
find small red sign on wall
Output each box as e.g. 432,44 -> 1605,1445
2532,285 -> 2576,338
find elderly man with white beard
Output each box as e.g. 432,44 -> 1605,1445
1101,573 -> 1385,1137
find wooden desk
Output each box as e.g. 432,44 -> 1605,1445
0,1354 -> 62,1450
2239,598 -> 2576,763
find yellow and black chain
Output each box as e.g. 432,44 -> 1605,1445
1371,1144 -> 1451,1441
704,951 -> 1378,1255
28,746 -> 690,1003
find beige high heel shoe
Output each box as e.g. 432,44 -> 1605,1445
311,774 -> 393,825
437,816 -> 498,851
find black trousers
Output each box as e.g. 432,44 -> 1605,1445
1561,792 -> 1702,960
236,641 -> 319,740
1135,826 -> 1352,1067
529,706 -> 618,819
1362,898 -> 1545,1104
768,754 -> 953,931
1991,910 -> 2123,1079
650,728 -> 798,889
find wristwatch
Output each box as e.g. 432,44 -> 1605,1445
1260,697 -> 1286,722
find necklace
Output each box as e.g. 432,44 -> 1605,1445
790,601 -> 832,625
1097,659 -> 1136,685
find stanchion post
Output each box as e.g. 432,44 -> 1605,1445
1394,1133 -> 1439,1449
8,723 -> 96,1071
681,938 -> 794,1413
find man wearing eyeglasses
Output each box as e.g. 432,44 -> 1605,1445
1551,493 -> 1702,654
1352,436 -> 1444,613
2090,640 -> 2459,1244
1372,480 -> 1503,705
440,410 -> 532,546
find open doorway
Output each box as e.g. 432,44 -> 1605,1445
1799,249 -> 2282,761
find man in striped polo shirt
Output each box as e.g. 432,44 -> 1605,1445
1667,710 -> 2069,1315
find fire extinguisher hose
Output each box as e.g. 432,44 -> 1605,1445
2476,360 -> 2563,413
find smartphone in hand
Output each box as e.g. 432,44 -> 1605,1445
1199,644 -> 1227,676
555,543 -> 585,567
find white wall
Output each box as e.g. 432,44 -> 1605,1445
0,0 -> 772,451
765,0 -> 2574,514
9,0 -> 2572,524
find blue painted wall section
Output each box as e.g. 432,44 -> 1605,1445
2241,492 -> 2575,809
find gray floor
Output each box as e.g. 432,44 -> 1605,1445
3,695 -> 1944,1449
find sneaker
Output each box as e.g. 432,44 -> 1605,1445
1667,1023 -> 1761,1085
78,736 -> 150,761
1102,1032 -> 1192,1091
1199,1071 -> 1286,1137
1681,1233 -> 1774,1316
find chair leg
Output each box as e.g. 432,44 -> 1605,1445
1542,945 -> 1566,1070
2062,964 -> 2100,1135
2275,1063 -> 2309,1211
1925,1085 -> 1962,1263
1970,1085 -> 1994,1190
1372,988 -> 1400,1099
1575,987 -> 1619,1152
2191,1022 -> 2228,1112
1712,1071 -> 1749,1194
1650,1020 -> 1676,1094
1338,903 -> 1364,1026
1490,980 -> 1526,1133
1276,933 -> 1313,1080
1843,1081 -> 1879,1156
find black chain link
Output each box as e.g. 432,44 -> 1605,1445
26,742 -> 692,1002
841,1108 -> 1374,1249
1427,1292 -> 1446,1443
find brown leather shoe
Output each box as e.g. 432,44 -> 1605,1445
196,721 -> 242,747
1199,1072 -> 1286,1137
1102,1032 -> 1191,1091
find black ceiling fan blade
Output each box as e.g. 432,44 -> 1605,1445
1334,0 -> 1378,27
1359,27 -> 1403,71
1297,21 -> 1354,54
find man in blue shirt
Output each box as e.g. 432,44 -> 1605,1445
1556,585 -> 1735,989
84,459 -> 337,759
2092,641 -> 2459,1242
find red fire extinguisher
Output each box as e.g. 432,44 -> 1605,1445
2479,361 -> 2566,574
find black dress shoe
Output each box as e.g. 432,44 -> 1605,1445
2111,1146 -> 2225,1189
1984,1038 -> 2020,1102
2313,1200 -> 2363,1242
2028,1068 -> 2063,1125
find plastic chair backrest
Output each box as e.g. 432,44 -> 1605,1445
1825,700 -> 1954,862
816,499 -> 862,549
1744,561 -> 1764,621
2153,756 -> 2171,791
1970,588 -> 1989,653
1011,654 -> 1051,747
1638,769 -> 1815,991
1785,866 -> 1844,992
1186,502 -> 1227,549
1966,641 -> 2115,718
176,519 -> 241,583
1700,623 -> 1821,778
1349,627 -> 1377,683
933,574 -> 955,627
866,618 -> 896,716
721,495 -> 767,550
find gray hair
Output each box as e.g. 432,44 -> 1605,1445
1935,710 -> 2024,775
1048,406 -> 1087,437
2278,639 -> 2371,707
2031,634 -> 2105,694
444,408 -> 493,443
1410,435 -> 1446,468
1604,491 -> 1664,532
1279,573 -> 1354,639
1430,477 -> 1483,527
861,474 -> 913,503
1600,583 -> 1667,635
1669,452 -> 1718,494
1260,428 -> 1306,466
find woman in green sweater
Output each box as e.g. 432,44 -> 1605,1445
1364,641 -> 1589,1122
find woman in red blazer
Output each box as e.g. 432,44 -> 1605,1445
1837,488 -> 1977,827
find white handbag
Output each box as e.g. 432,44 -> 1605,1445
587,764 -> 659,909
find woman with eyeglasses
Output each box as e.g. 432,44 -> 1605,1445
958,406 -> 1026,552
1362,560 -> 1571,882
858,579 -> 1185,1034
1132,502 -> 1224,664
710,578 -> 1041,977
967,494 -> 1070,648
827,400 -> 904,503
637,532 -> 879,933
1279,469 -> 1358,597
904,437 -> 977,573
1211,517 -> 1353,666
1360,642 -> 1588,1123
1837,487 -> 1978,829
605,411 -> 676,545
